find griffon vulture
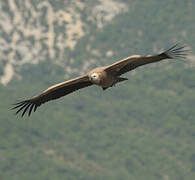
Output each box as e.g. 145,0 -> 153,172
12,44 -> 188,117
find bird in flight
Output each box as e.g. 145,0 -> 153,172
12,44 -> 188,117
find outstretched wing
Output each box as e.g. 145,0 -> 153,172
104,44 -> 189,76
12,75 -> 93,117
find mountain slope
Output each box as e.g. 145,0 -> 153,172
0,0 -> 195,179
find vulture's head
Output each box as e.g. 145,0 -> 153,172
89,73 -> 100,84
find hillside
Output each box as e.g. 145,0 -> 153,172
0,0 -> 195,179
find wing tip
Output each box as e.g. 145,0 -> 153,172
11,99 -> 38,117
164,43 -> 191,60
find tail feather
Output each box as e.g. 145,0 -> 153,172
117,77 -> 128,82
102,77 -> 128,91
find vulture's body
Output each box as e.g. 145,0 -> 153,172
12,44 -> 189,117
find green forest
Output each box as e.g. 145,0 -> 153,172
0,0 -> 195,179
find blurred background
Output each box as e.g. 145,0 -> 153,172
0,0 -> 195,179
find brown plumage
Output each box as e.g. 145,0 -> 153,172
12,44 -> 189,117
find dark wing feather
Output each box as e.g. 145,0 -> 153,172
12,75 -> 93,117
104,44 -> 189,76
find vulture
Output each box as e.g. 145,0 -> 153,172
12,44 -> 188,117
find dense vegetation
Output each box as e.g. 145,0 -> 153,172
0,0 -> 195,179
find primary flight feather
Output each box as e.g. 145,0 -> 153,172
12,44 -> 189,117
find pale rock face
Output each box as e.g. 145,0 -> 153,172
0,0 -> 128,85
1,63 -> 14,86
0,0 -> 85,85
106,50 -> 114,57
89,0 -> 128,28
